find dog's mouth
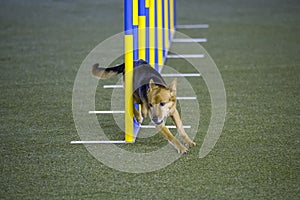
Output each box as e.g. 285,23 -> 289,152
150,115 -> 166,126
151,119 -> 165,126
154,120 -> 164,125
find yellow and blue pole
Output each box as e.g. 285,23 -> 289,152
149,0 -> 156,68
168,0 -> 171,42
154,0 -> 159,70
124,0 -> 134,143
133,0 -> 139,60
170,0 -> 174,36
163,0 -> 169,59
174,0 -> 176,30
138,0 -> 146,60
145,0 -> 150,62
157,0 -> 163,68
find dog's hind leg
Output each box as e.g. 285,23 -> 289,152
156,125 -> 188,154
171,108 -> 196,147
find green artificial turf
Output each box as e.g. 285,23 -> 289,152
0,0 -> 299,199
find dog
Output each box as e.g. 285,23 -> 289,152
92,59 -> 196,153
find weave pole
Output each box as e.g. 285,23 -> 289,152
124,0 -> 134,142
149,0 -> 155,67
138,0 -> 146,60
124,0 -> 176,143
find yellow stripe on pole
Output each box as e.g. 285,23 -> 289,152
164,0 -> 169,51
149,0 -> 155,67
170,0 -> 174,34
157,0 -> 163,66
138,16 -> 146,60
133,0 -> 138,26
124,35 -> 134,143
145,0 -> 150,8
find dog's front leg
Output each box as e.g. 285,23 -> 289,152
171,108 -> 196,147
133,106 -> 143,124
156,124 -> 188,154
141,101 -> 148,119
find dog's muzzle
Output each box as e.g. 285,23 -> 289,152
152,116 -> 164,125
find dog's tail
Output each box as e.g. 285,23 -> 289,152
92,63 -> 125,79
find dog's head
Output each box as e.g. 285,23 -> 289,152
147,79 -> 177,125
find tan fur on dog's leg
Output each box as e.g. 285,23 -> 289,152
171,109 -> 196,147
141,101 -> 148,119
156,125 -> 188,153
133,106 -> 143,124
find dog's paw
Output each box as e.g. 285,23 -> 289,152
136,116 -> 143,124
177,146 -> 188,154
188,141 -> 196,147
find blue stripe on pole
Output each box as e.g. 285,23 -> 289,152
168,0 -> 171,41
138,0 -> 145,15
133,26 -> 138,60
162,0 -> 165,58
174,0 -> 176,28
124,0 -> 133,34
145,7 -> 150,63
154,0 -> 158,71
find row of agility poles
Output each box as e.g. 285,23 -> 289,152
124,0 -> 176,142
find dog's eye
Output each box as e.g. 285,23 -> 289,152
160,102 -> 165,107
149,103 -> 153,108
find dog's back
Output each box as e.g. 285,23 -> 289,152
133,63 -> 166,102
92,60 -> 167,103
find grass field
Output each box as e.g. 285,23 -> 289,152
1,0 -> 299,199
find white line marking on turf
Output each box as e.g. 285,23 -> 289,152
172,38 -> 207,43
71,140 -> 130,144
176,24 -> 209,29
166,54 -> 205,58
103,85 -> 123,89
88,111 -> 125,114
176,97 -> 197,100
161,73 -> 201,77
140,125 -> 191,129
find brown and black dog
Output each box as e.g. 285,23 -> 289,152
92,60 -> 196,153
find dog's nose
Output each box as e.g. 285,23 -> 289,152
152,116 -> 159,123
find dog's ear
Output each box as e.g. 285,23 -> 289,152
169,78 -> 177,96
149,79 -> 156,90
